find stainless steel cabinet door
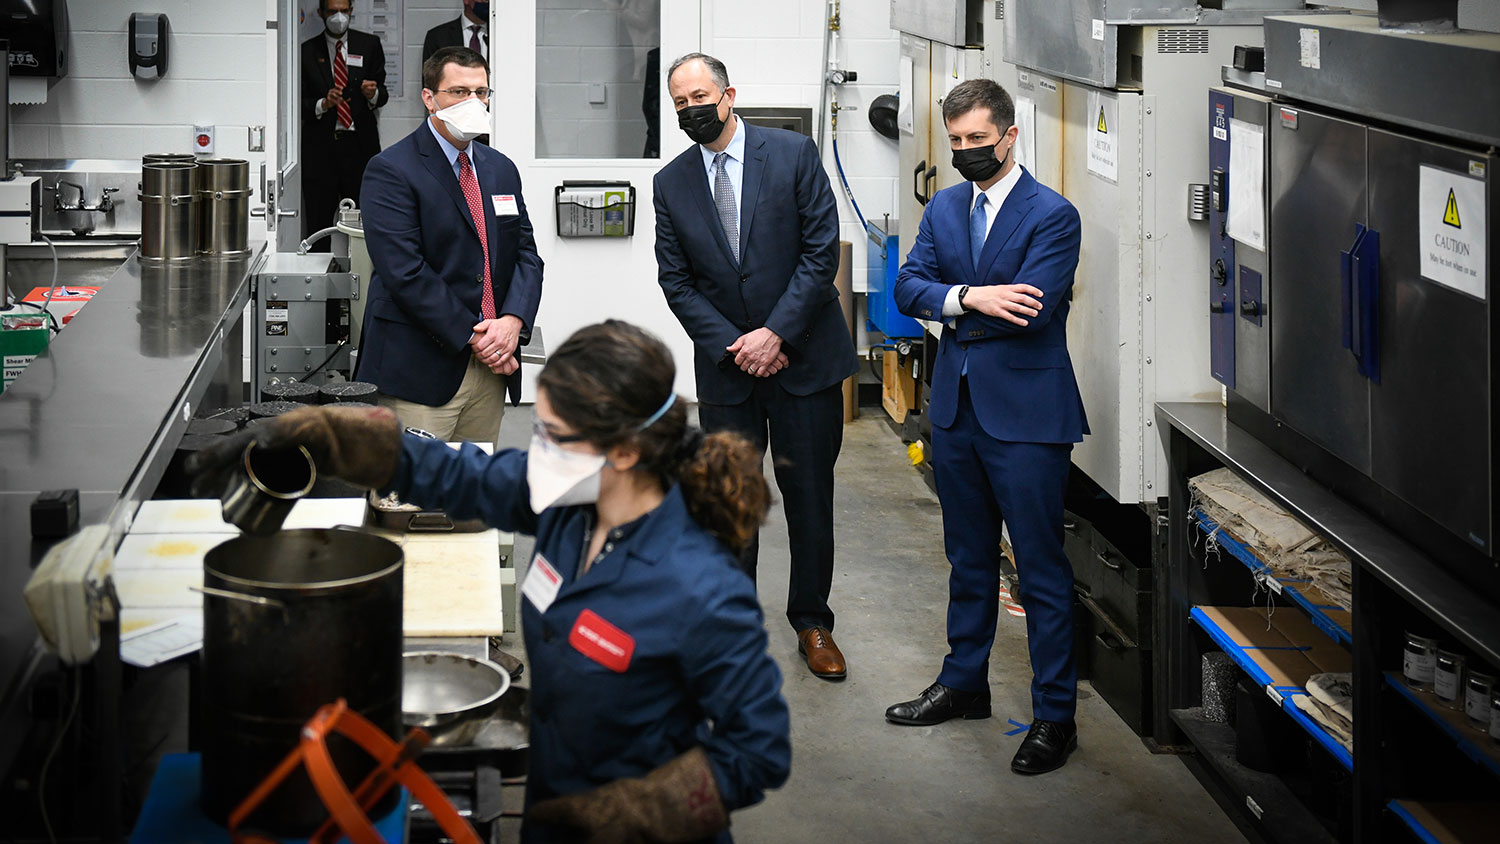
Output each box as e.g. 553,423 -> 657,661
1270,108 -> 1371,471
1367,130 -> 1494,552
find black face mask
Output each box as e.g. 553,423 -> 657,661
677,96 -> 727,145
952,138 -> 1011,183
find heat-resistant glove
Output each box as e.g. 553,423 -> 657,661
186,404 -> 403,498
526,747 -> 728,844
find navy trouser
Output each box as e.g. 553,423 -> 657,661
698,380 -> 842,632
933,378 -> 1077,722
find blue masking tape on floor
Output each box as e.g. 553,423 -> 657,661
1005,718 -> 1030,736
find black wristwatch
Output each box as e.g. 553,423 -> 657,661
957,285 -> 972,311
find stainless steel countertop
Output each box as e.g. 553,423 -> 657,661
0,243 -> 265,776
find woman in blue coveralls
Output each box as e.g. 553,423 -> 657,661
191,320 -> 792,843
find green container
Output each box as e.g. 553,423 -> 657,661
1,315 -> 51,395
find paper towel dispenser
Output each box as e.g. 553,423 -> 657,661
129,12 -> 168,79
0,0 -> 68,78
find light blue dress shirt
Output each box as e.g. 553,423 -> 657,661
698,114 -> 745,223
427,116 -> 479,185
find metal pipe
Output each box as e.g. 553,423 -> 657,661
298,226 -> 340,254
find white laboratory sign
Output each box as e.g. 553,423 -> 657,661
1227,119 -> 1266,252
1014,95 -> 1036,173
1419,164 -> 1487,300
897,56 -> 914,134
1086,91 -> 1118,183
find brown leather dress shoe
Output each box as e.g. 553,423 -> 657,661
797,627 -> 847,680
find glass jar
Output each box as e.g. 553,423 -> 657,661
1434,649 -> 1466,706
1468,670 -> 1498,728
1403,633 -> 1439,691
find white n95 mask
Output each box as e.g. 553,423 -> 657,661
435,97 -> 491,143
527,436 -> 607,513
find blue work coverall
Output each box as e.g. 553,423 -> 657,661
387,434 -> 791,843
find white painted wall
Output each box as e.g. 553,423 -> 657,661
707,0 -> 901,290
535,0 -> 659,159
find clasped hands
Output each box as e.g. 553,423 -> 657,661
963,283 -> 1045,327
323,80 -> 379,112
470,314 -> 523,375
728,327 -> 789,378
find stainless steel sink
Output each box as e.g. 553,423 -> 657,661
4,239 -> 136,301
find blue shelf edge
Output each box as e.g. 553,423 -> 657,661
1384,672 -> 1500,780
1189,606 -> 1355,772
1194,509 -> 1353,648
1387,800 -> 1445,844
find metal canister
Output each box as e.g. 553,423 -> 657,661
1403,632 -> 1439,691
1467,670 -> 1498,727
142,152 -> 196,165
1434,649 -> 1466,706
200,528 -> 403,833
195,157 -> 251,256
139,161 -> 199,261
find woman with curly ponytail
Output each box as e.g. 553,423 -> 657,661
373,319 -> 787,843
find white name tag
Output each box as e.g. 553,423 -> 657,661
347,54 -> 364,68
522,553 -> 563,613
493,194 -> 519,216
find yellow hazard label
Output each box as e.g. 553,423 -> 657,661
1443,188 -> 1462,228
1097,107 -> 1108,133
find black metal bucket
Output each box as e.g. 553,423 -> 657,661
200,528 -> 403,833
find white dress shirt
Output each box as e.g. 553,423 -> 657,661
465,20 -> 489,59
943,162 -> 1026,319
313,32 -> 380,123
698,114 -> 745,224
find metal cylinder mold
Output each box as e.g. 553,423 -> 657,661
196,157 -> 251,256
200,528 -> 404,833
139,161 -> 199,261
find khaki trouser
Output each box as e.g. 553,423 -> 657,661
378,354 -> 507,445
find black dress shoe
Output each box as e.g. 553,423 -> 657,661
1010,719 -> 1077,774
885,682 -> 991,726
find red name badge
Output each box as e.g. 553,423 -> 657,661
569,609 -> 635,673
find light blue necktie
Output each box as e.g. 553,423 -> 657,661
970,193 -> 988,269
713,152 -> 739,263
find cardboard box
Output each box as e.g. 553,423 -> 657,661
882,350 -> 917,423
1,314 -> 50,394
23,285 -> 100,326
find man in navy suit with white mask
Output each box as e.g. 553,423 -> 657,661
357,46 -> 542,445
652,53 -> 858,681
887,79 -> 1088,776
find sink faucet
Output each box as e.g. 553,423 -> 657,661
50,181 -> 120,213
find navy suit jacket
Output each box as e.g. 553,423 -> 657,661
895,167 -> 1088,444
653,122 -> 857,405
357,122 -> 544,406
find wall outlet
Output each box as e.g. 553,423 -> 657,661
587,83 -> 606,105
247,125 -> 265,152
193,125 -> 215,154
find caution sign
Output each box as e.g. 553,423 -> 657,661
1443,189 -> 1461,228
1419,164 -> 1486,300
1086,91 -> 1118,183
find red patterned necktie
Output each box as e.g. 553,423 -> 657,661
457,151 -> 496,320
333,39 -> 353,130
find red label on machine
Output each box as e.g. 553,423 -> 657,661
569,609 -> 634,673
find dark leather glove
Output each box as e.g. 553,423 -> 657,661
187,405 -> 403,497
526,747 -> 728,844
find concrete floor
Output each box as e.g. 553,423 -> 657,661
500,407 -> 1243,843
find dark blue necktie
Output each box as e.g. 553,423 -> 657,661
970,193 -> 988,269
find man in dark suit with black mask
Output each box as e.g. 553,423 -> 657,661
301,0 -> 388,248
422,0 -> 488,65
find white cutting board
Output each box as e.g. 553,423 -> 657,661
113,568 -> 204,609
131,498 -> 367,534
401,531 -> 504,636
115,532 -> 230,571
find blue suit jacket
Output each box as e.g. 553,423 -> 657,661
653,122 -> 857,404
357,122 -> 543,406
895,168 -> 1088,443
389,436 -> 791,842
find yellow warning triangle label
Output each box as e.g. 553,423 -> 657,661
1097,107 -> 1108,134
1443,188 -> 1461,228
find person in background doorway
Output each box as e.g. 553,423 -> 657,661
355,46 -> 542,446
653,52 -> 858,681
301,0 -> 387,251
423,0 -> 488,64
888,78 -> 1088,776
188,320 -> 791,844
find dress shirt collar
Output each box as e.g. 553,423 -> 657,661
698,114 -> 745,171
971,160 -> 1024,213
427,116 -> 471,173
